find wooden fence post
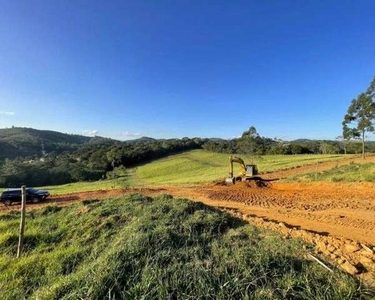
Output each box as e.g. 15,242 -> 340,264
17,185 -> 26,258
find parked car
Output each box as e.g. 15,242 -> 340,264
0,188 -> 50,206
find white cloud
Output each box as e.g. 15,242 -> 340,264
82,129 -> 99,136
0,111 -> 15,116
121,131 -> 142,138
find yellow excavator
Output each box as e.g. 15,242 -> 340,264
225,155 -> 259,185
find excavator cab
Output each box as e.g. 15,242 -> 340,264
245,164 -> 258,177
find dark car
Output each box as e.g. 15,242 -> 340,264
0,188 -> 50,206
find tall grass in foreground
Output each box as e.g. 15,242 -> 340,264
0,194 -> 373,299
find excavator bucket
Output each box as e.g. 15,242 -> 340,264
225,177 -> 235,185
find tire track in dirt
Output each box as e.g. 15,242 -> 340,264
176,182 -> 375,245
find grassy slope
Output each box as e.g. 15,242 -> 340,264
0,194 -> 372,299
0,150 -> 351,195
135,150 -> 349,185
289,162 -> 375,182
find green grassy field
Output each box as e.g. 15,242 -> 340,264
135,150 -> 350,185
0,150 -> 353,195
0,194 -> 372,299
289,162 -> 375,182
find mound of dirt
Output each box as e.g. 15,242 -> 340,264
245,179 -> 273,188
212,179 -> 273,188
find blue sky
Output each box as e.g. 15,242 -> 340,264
0,1 -> 374,140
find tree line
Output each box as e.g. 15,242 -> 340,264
202,126 -> 372,155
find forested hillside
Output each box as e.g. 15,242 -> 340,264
0,129 -> 205,187
0,127 -> 96,159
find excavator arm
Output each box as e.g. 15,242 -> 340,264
228,155 -> 247,177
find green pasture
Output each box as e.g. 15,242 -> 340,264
135,150 -> 350,185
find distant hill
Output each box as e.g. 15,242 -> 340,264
124,136 -> 156,144
2,127 -> 373,162
291,139 -> 315,143
0,127 -> 115,160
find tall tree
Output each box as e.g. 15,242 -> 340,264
339,125 -> 360,155
241,126 -> 259,139
238,126 -> 262,155
343,76 -> 375,159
